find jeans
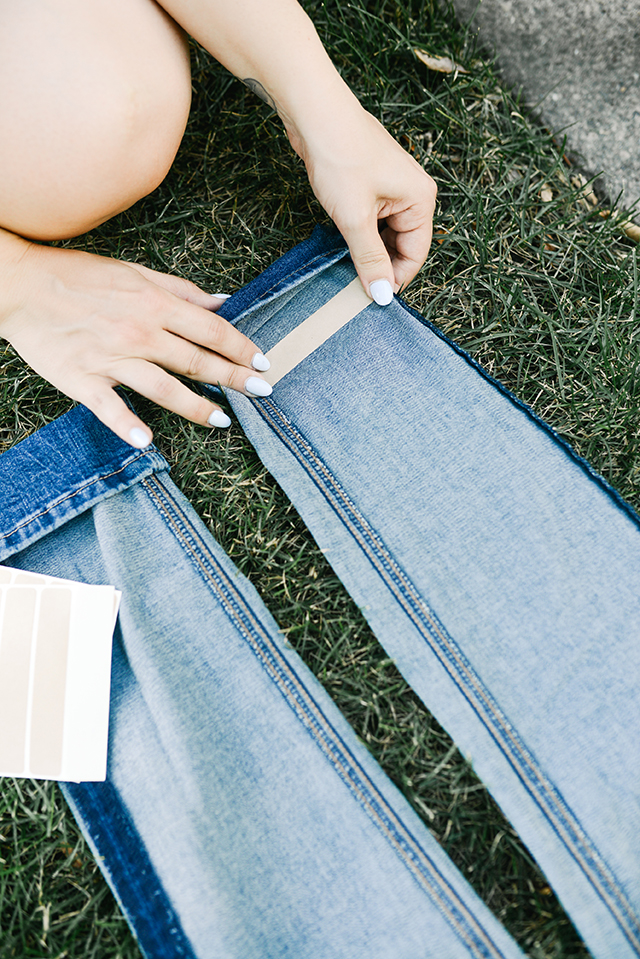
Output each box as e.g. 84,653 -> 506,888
1,227 -> 639,959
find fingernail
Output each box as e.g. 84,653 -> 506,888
369,279 -> 394,306
207,409 -> 231,428
245,376 -> 273,397
129,427 -> 151,449
251,352 -> 271,372
211,292 -> 231,300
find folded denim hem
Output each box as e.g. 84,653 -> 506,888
217,225 -> 349,323
0,404 -> 168,562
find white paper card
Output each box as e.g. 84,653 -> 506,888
0,566 -> 120,782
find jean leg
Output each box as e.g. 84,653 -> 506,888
212,231 -> 640,959
10,468 -> 524,959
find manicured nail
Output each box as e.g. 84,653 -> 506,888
211,292 -> 231,300
207,409 -> 231,428
251,352 -> 271,372
369,279 -> 394,306
245,376 -> 273,397
129,427 -> 151,449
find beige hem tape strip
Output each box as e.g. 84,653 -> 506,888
263,277 -> 373,386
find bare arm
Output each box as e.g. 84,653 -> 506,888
159,0 -> 437,300
0,0 -> 273,448
0,0 -> 436,449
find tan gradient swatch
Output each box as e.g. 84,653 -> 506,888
29,589 -> 72,778
263,278 -> 372,386
15,572 -> 47,586
0,588 -> 36,773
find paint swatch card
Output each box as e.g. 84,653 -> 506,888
0,567 -> 120,782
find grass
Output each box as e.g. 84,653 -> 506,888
1,1 -> 639,956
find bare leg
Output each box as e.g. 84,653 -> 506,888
0,0 -> 192,241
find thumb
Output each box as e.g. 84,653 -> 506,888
341,220 -> 396,306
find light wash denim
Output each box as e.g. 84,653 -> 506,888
213,226 -> 640,959
2,226 -> 639,959
0,403 -> 524,959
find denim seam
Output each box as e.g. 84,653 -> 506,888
62,783 -> 198,959
255,397 -> 640,953
224,249 -> 348,325
398,296 -> 640,532
140,473 -> 511,959
0,451 -> 156,544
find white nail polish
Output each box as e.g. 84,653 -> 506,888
129,427 -> 151,449
251,352 -> 271,372
208,409 -> 231,428
211,293 -> 231,300
245,376 -> 273,397
369,279 -> 394,306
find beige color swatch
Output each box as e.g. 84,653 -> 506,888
0,567 -> 120,781
30,589 -> 72,778
0,588 -> 36,772
263,278 -> 372,386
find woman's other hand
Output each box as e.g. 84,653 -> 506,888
159,0 -> 437,303
0,229 -> 271,448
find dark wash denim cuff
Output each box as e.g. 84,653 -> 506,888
217,224 -> 349,324
0,404 -> 168,563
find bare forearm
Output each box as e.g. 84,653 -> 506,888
155,0 -> 360,155
158,0 -> 437,297
0,227 -> 32,324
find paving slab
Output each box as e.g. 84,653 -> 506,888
452,0 -> 640,209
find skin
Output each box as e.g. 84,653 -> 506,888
0,0 -> 437,448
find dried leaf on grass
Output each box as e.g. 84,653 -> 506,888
571,174 -> 598,208
599,209 -> 640,242
540,185 -> 553,203
624,221 -> 640,242
413,49 -> 468,74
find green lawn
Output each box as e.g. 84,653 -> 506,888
1,2 -> 638,956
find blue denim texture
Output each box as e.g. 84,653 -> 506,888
1,226 -> 639,959
214,227 -> 640,959
0,405 -> 524,959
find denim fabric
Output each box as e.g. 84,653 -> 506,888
207,226 -> 640,959
0,405 -> 524,959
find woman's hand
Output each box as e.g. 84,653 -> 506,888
0,230 -> 271,448
290,104 -> 436,304
158,0 -> 437,302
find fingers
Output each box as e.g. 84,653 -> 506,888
381,213 -> 435,293
2,242 -> 272,449
79,381 -> 155,449
124,263 -> 270,373
80,339 -> 273,449
333,176 -> 437,304
166,301 -> 268,373
309,108 -> 438,302
81,363 -> 236,448
337,215 -> 396,305
77,270 -> 273,446
385,174 -> 437,292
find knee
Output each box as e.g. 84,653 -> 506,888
0,2 -> 192,241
